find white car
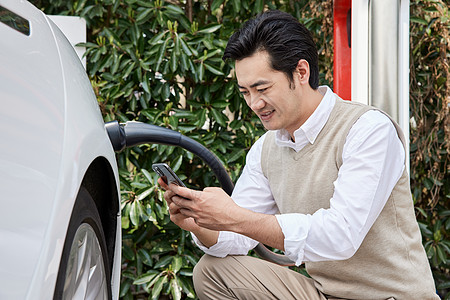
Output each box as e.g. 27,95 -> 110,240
0,1 -> 121,299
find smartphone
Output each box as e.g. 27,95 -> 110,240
152,163 -> 186,187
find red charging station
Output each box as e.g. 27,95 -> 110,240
333,0 -> 352,100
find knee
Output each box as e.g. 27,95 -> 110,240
193,254 -> 232,280
193,255 -> 233,299
193,255 -> 220,289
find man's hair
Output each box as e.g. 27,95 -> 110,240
223,10 -> 319,89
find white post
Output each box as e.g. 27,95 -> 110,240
351,0 -> 370,105
398,0 -> 410,174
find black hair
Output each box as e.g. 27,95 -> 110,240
223,10 -> 319,89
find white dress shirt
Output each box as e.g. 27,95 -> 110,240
192,86 -> 406,266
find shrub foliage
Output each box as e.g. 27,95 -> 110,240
409,1 -> 449,297
32,0 -> 449,298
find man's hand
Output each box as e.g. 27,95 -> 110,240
158,177 -> 219,247
158,178 -> 285,250
158,177 -> 200,232
171,185 -> 245,231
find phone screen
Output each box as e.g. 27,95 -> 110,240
152,163 -> 186,187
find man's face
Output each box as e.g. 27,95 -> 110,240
235,51 -> 306,136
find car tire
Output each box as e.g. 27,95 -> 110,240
53,187 -> 112,300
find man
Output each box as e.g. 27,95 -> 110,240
158,10 -> 438,300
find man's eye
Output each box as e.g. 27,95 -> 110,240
240,91 -> 249,96
257,87 -> 268,93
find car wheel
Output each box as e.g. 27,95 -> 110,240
53,187 -> 112,300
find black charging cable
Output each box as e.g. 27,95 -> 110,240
105,120 -> 294,266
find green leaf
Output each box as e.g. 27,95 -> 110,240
184,254 -> 198,266
170,277 -> 182,300
172,255 -> 183,273
211,100 -> 229,109
171,155 -> 183,172
415,207 -> 428,218
170,49 -> 177,73
151,275 -> 168,300
121,213 -> 130,229
211,0 -> 224,11
131,181 -> 147,188
178,125 -> 197,132
418,222 -> 433,237
133,270 -> 159,285
123,61 -> 136,78
179,276 -> 196,298
436,245 -> 447,264
142,72 -> 150,93
174,110 -> 195,118
165,4 -> 184,15
150,31 -> 167,45
136,187 -> 154,201
410,17 -> 428,25
227,148 -> 245,163
142,168 -> 154,184
136,8 -> 153,23
194,109 -> 207,128
180,53 -> 189,71
146,271 -> 163,289
210,108 -> 227,127
180,38 -> 193,56
154,255 -> 173,268
198,62 -> 204,82
119,279 -> 132,298
137,248 -> 153,267
426,244 -> 436,259
437,279 -> 450,290
155,37 -> 170,72
130,200 -> 144,226
232,0 -> 241,13
197,24 -> 222,34
203,63 -> 224,75
122,244 -> 135,261
423,6 -> 439,13
254,0 -> 264,12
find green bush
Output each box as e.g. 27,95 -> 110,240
409,1 -> 449,297
32,0 -> 448,298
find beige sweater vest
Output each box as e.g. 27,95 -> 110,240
261,99 -> 438,299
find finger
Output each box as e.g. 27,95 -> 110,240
203,186 -> 220,192
179,208 -> 196,218
158,177 -> 169,190
171,194 -> 193,209
168,202 -> 181,214
163,191 -> 175,205
164,189 -> 176,199
170,184 -> 202,201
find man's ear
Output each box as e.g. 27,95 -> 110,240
295,59 -> 310,85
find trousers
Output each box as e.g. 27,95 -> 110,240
193,254 -> 331,300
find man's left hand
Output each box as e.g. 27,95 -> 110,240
167,184 -> 241,232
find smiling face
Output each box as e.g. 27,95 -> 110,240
235,51 -> 313,137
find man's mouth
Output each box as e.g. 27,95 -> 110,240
259,110 -> 275,121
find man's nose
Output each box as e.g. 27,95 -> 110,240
249,94 -> 265,111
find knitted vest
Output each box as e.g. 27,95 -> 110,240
261,98 -> 438,299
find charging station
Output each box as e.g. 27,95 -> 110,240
334,0 -> 410,170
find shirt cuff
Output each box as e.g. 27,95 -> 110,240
276,213 -> 312,266
191,231 -> 256,257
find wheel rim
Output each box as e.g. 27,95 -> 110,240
62,223 -> 108,300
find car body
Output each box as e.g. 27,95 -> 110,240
0,1 -> 121,299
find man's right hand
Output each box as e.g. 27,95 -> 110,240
158,177 -> 201,232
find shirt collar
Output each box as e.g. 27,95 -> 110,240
274,86 -> 336,151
